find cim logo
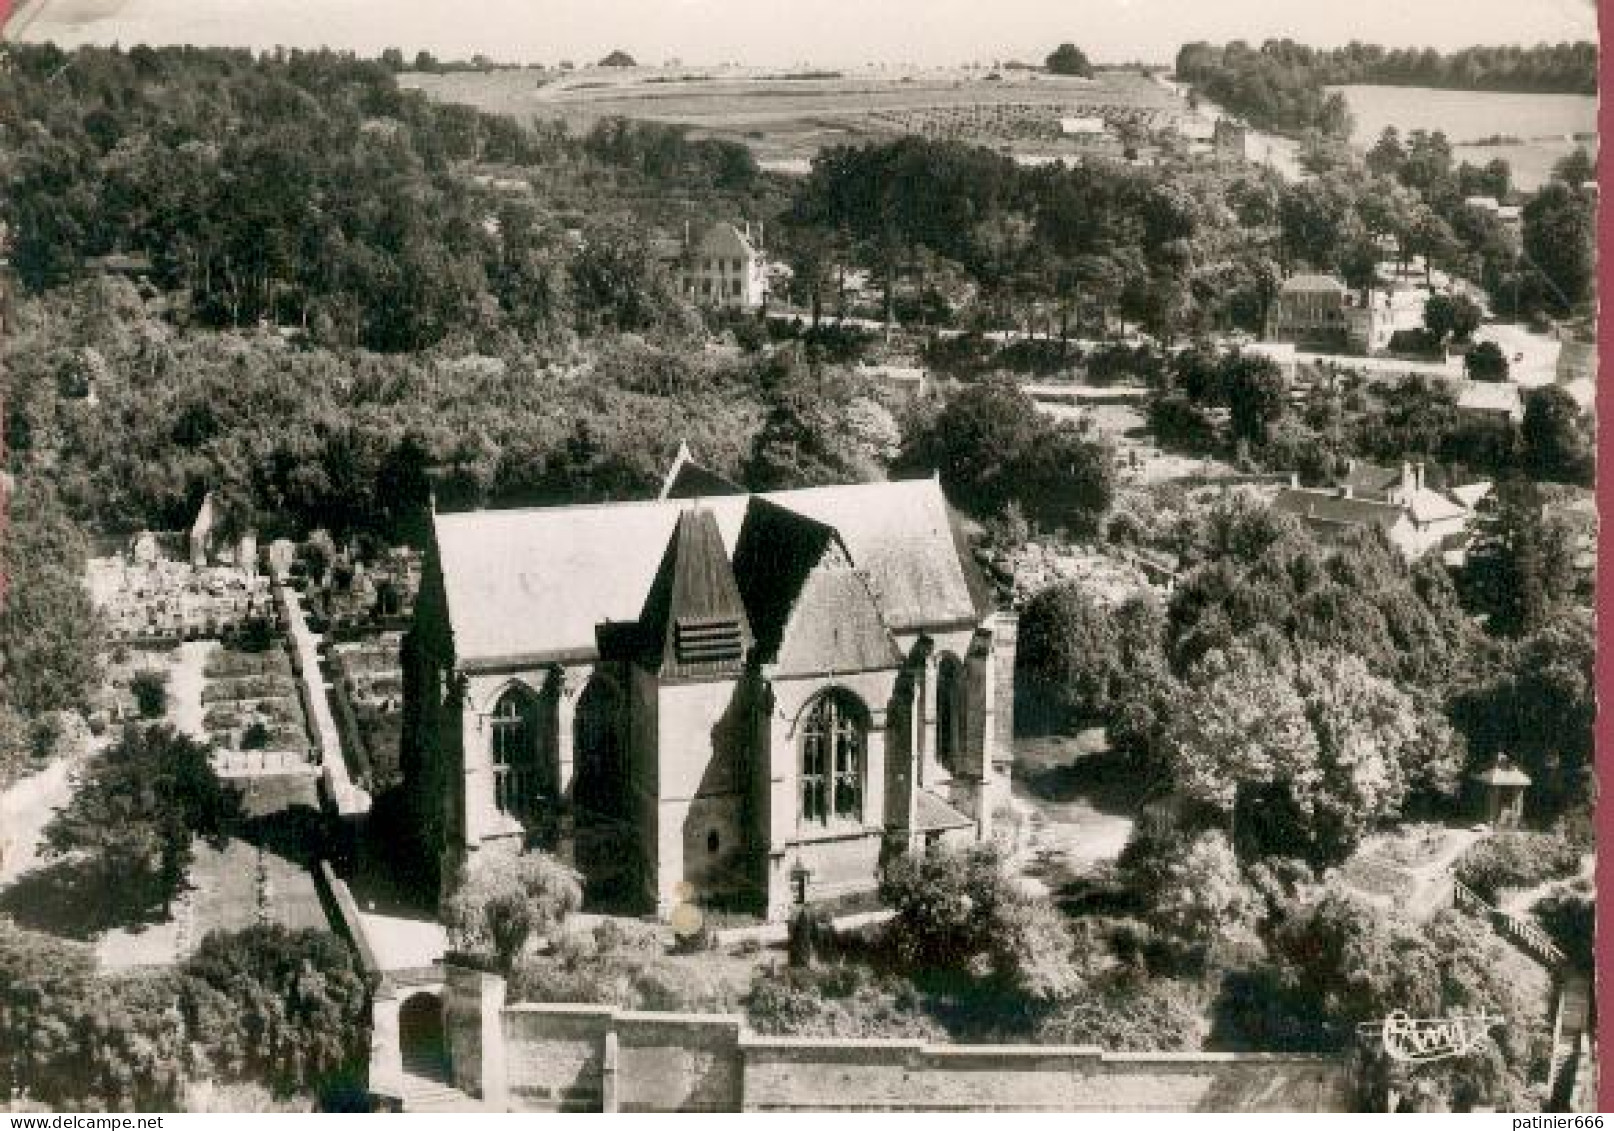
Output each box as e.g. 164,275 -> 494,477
1360,1011 -> 1507,1063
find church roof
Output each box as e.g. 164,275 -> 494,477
432,477 -> 984,667
732,498 -> 902,675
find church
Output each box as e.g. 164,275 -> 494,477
401,451 -> 1016,921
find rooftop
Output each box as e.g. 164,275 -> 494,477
1280,273 -> 1346,295
433,477 -> 986,666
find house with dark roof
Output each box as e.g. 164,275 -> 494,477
403,468 -> 1012,920
1272,461 -> 1490,561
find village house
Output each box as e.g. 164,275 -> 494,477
1266,274 -> 1349,349
681,221 -> 769,310
1271,460 -> 1489,562
402,456 -> 1013,920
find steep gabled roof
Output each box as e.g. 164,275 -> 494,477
730,498 -> 903,676
637,506 -> 753,679
695,222 -> 760,260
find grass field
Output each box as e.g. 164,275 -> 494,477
401,67 -> 1184,165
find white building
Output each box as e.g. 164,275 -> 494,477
682,222 -> 769,310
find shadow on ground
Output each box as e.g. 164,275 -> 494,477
1015,742 -> 1151,817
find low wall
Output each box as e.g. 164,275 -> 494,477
742,1038 -> 1349,1111
440,966 -> 1352,1112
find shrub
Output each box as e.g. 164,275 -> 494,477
1465,340 -> 1510,381
745,965 -> 946,1040
130,669 -> 169,718
879,844 -> 1081,1000
1034,973 -> 1206,1051
442,843 -> 582,971
1454,832 -> 1580,903
1532,883 -> 1593,971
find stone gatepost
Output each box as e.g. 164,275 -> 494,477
444,962 -> 510,1109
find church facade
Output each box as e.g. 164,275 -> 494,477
402,463 -> 1015,920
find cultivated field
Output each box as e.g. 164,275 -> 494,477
400,67 -> 1185,166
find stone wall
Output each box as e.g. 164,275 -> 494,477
742,1038 -> 1351,1111
438,966 -> 1352,1113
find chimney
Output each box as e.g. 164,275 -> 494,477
1401,460 -> 1414,494
1415,462 -> 1425,492
1290,473 -> 1300,489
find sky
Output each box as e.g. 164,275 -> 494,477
7,0 -> 1599,66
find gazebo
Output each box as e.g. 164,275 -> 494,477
1470,754 -> 1531,827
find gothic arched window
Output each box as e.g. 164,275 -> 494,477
800,691 -> 865,824
489,687 -> 537,816
936,655 -> 966,775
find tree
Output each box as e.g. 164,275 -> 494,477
1522,183 -> 1595,316
1223,352 -> 1287,445
1422,293 -> 1481,343
182,925 -> 372,1099
1552,146 -> 1596,187
1044,43 -> 1095,78
1289,649 -> 1443,859
1123,827 -> 1258,955
41,724 -> 239,926
1270,890 -> 1541,1110
1163,644 -> 1318,821
1365,127 -> 1404,179
1463,340 -> 1509,381
443,842 -> 582,972
1461,482 -> 1579,637
1017,582 -> 1120,727
899,380 -> 1112,533
0,479 -> 104,715
1450,612 -> 1594,818
597,50 -> 638,68
1520,386 -> 1593,486
0,921 -> 100,1106
130,669 -> 169,718
744,377 -> 890,490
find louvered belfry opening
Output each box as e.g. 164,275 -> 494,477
639,505 -> 754,679
674,614 -> 744,665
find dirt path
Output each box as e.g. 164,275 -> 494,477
167,640 -> 217,739
0,751 -> 84,886
1008,731 -> 1140,900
